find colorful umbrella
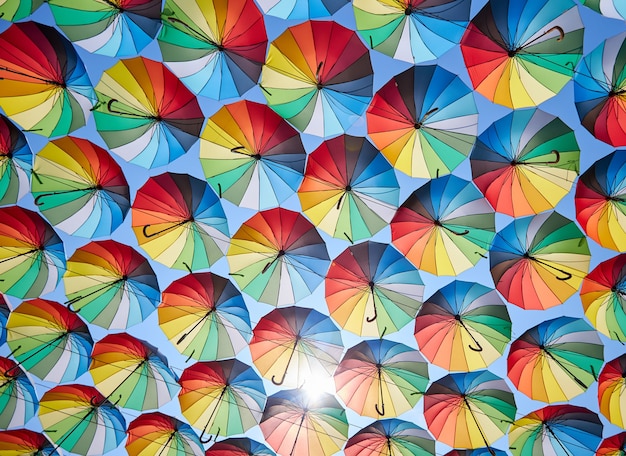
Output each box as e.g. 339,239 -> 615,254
31,136 -> 130,238
200,100 -> 306,210
126,412 -> 204,456
48,0 -> 162,57
0,114 -> 31,207
0,0 -> 43,21
325,241 -> 423,338
6,298 -> 93,383
38,384 -> 126,456
471,108 -> 580,217
227,208 -> 330,306
345,418 -> 435,456
261,20 -> 373,137
159,0 -> 267,100
0,356 -> 37,429
0,429 -> 58,456
460,0 -> 584,108
0,205 -> 65,299
298,135 -> 400,243
391,175 -> 495,276
334,339 -> 429,418
489,211 -> 591,310
582,0 -> 626,20
250,306 -> 343,387
132,172 -> 230,271
509,405 -> 603,456
598,354 -> 626,428
205,437 -> 276,456
159,272 -> 251,361
507,316 -> 604,403
414,280 -> 511,372
93,56 -> 204,168
575,150 -> 626,251
424,370 -> 516,450
366,64 -> 478,178
597,432 -> 626,456
260,388 -> 349,456
0,21 -> 95,137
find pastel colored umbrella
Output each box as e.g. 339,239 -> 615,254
227,207 -> 330,306
63,240 -> 160,329
205,437 -> 275,456
159,272 -> 251,361
345,419 -> 435,456
507,316 -> 604,403
0,0 -> 43,21
38,384 -> 126,456
325,241 -> 424,338
0,429 -> 58,456
200,100 -> 306,210
598,354 -> 626,428
460,0 -> 584,108
250,306 -> 343,387
31,136 -> 131,238
0,206 -> 65,299
366,65 -> 478,178
159,0 -> 267,100
0,356 -> 37,429
489,211 -> 591,310
509,405 -> 603,456
354,0 -> 471,63
93,56 -> 204,168
298,135 -> 400,243
575,151 -> 626,252
90,332 -> 180,411
582,0 -> 626,20
48,0 -> 162,57
0,21 -> 95,137
597,432 -> 626,456
424,370 -> 516,450
391,175 -> 495,276
0,294 -> 8,346
261,20 -> 373,137
132,172 -> 230,271
260,388 -> 349,456
334,339 -> 429,418
6,298 -> 93,383
470,108 -> 580,217
414,280 -> 511,372
0,114 -> 31,207
126,412 -> 204,456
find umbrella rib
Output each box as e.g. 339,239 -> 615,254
165,16 -> 219,47
0,247 -> 40,264
0,65 -> 64,86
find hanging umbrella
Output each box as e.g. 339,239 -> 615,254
93,56 -> 204,168
0,21 -> 95,137
178,359 -> 266,443
507,316 -> 604,403
414,280 -> 511,372
423,370 -> 517,450
48,0 -> 162,57
227,207 -> 330,306
159,0 -> 267,100
581,0 -> 626,20
345,418 -> 435,456
391,175 -> 495,276
470,108 -> 580,217
38,384 -> 126,456
489,211 -> 591,310
509,405 -> 603,456
0,429 -> 59,456
598,354 -> 626,428
260,388 -> 349,456
0,356 -> 37,429
261,19 -> 373,137
0,0 -> 43,21
366,64 -> 478,179
325,241 -> 423,338
575,150 -> 626,252
298,135 -> 400,243
200,100 -> 306,210
159,272 -> 251,362
334,339 -> 429,418
6,298 -> 93,383
460,0 -> 584,109
126,412 -> 204,456
250,306 -> 343,387
31,136 -> 131,238
597,432 -> 626,456
132,172 -> 230,271
0,114 -> 31,207
205,437 -> 276,456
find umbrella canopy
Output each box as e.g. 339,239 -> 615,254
0,1 -> 43,21
31,136 -> 131,238
0,114 -> 31,207
0,428 -> 58,456
0,356 -> 37,429
345,418 -> 435,456
334,339 -> 429,418
205,437 -> 276,456
126,412 -> 204,456
597,432 -> 626,456
261,19 -> 373,137
200,100 -> 306,210
414,280 -> 511,372
258,0 -> 348,19
598,354 -> 626,428
460,0 -> 584,108
298,135 -> 400,243
582,0 -> 626,20
366,64 -> 478,178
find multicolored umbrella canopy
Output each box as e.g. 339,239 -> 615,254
0,428 -> 58,456
597,432 -> 626,456
256,0 -> 348,19
344,418 -> 435,456
0,114 -> 31,207
598,354 -> 626,428
0,0 -> 43,21
126,412 -> 204,456
582,0 -> 626,20
205,437 -> 275,456
0,356 -> 37,429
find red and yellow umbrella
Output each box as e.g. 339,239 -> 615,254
598,354 -> 626,428
0,429 -> 57,456
126,411 -> 204,456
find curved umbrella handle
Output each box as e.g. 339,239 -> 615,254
468,341 -> 483,352
272,338 -> 299,385
67,301 -> 80,313
3,364 -> 21,378
375,402 -> 385,416
34,194 -> 47,206
199,427 -> 219,444
546,150 -> 560,164
366,299 -> 377,323
90,395 -> 103,407
547,25 -> 565,41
